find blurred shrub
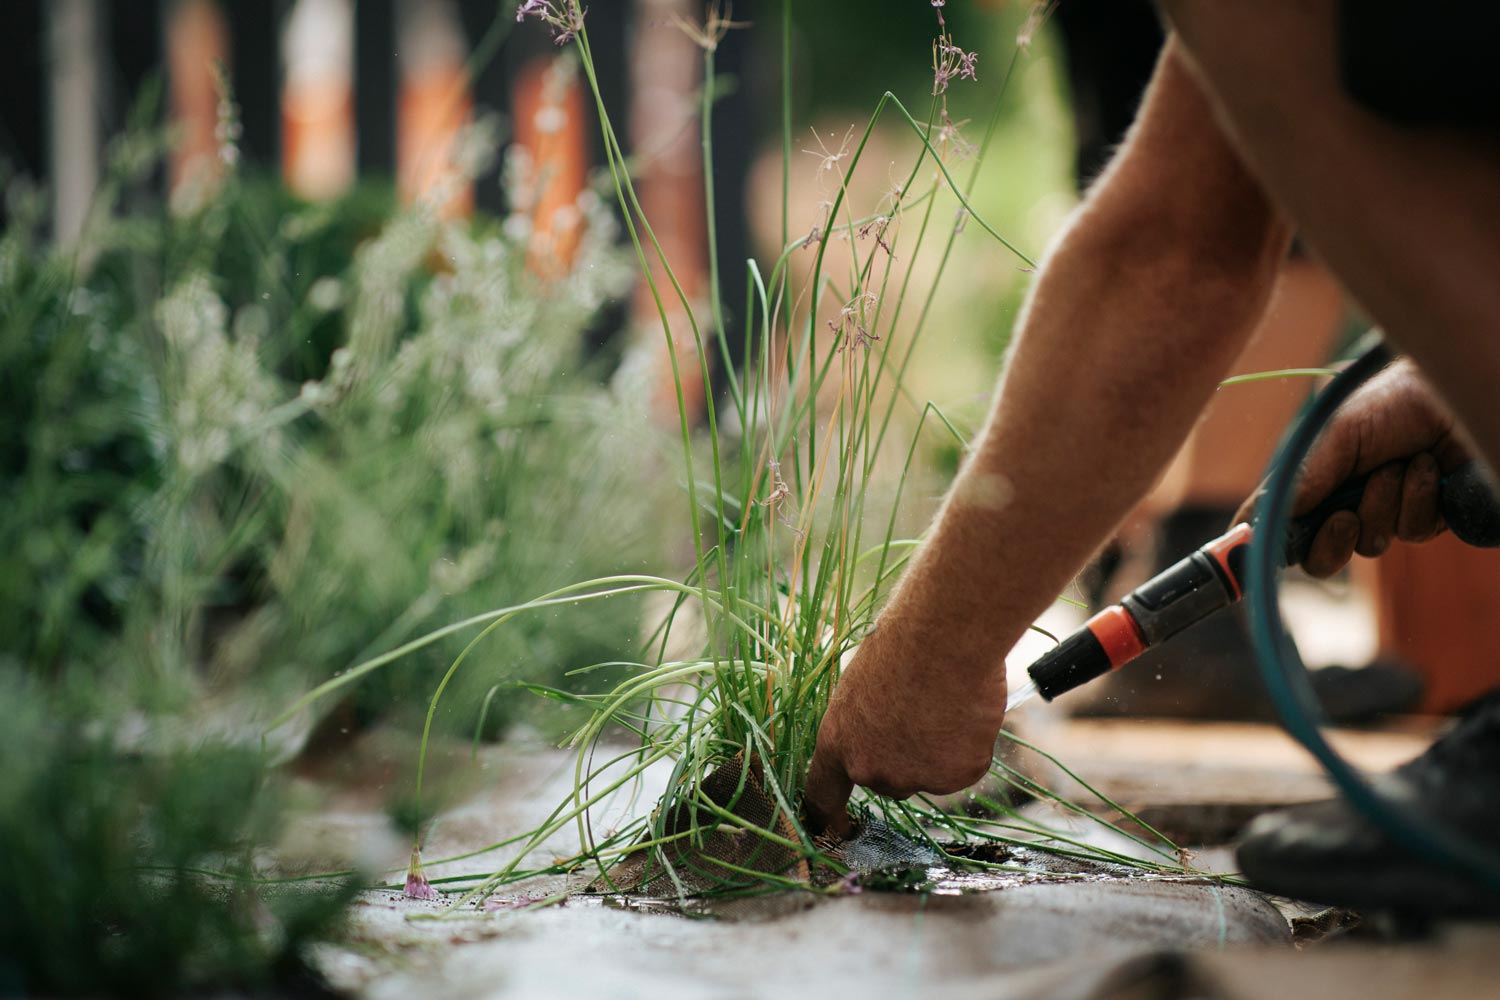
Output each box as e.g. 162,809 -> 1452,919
0,675 -> 355,996
0,137 -> 669,735
0,96 -> 672,994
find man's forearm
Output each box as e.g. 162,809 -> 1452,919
879,42 -> 1291,683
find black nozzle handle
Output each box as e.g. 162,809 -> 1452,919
1282,459 -> 1500,565
1443,461 -> 1500,547
1028,460 -> 1500,706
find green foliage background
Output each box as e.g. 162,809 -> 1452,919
1,135 -> 670,735
0,111 -> 671,993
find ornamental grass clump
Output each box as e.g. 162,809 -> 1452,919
273,1 -> 1226,905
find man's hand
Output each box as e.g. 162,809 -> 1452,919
803,40 -> 1289,839
802,617 -> 1006,840
1233,359 -> 1470,576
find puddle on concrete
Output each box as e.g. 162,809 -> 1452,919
301,746 -> 1323,998
458,841 -> 1247,925
331,875 -> 1295,1000
289,734 -> 1403,998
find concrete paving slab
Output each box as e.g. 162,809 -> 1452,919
289,722 -> 1500,999
322,878 -> 1287,1000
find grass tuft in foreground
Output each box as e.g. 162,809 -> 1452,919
273,1 -> 1229,905
0,676 -> 355,996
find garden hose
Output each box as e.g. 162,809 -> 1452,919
1245,333 -> 1500,893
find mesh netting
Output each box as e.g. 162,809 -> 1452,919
585,755 -> 809,896
583,755 -> 939,897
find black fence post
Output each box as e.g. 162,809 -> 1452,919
355,0 -> 397,178
0,0 -> 47,200
225,0 -> 286,171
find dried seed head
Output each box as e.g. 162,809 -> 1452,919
935,111 -> 977,162
857,216 -> 894,258
803,126 -> 855,181
516,0 -> 587,45
668,1 -> 750,52
1017,1 -> 1059,51
932,32 -> 978,95
829,290 -> 880,353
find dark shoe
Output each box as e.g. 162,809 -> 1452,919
1305,656 -> 1424,725
1237,690 -> 1500,917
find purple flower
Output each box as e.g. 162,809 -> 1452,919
403,870 -> 442,901
403,847 -> 443,901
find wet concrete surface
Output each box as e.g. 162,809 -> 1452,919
322,879 -> 1287,1000
290,724 -> 1496,999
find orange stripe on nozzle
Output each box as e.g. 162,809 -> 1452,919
1029,604 -> 1147,702
1025,462 -> 1500,708
1085,605 -> 1148,670
1202,522 -> 1253,600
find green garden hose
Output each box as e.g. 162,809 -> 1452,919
1245,334 -> 1500,892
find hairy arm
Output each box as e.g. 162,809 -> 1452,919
805,41 -> 1291,833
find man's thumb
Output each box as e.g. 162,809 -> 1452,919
803,746 -> 853,840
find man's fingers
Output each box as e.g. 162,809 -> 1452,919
1232,483 -> 1264,529
1397,452 -> 1443,542
802,744 -> 853,840
1304,510 -> 1360,577
1298,454 -> 1447,576
1355,462 -> 1404,557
